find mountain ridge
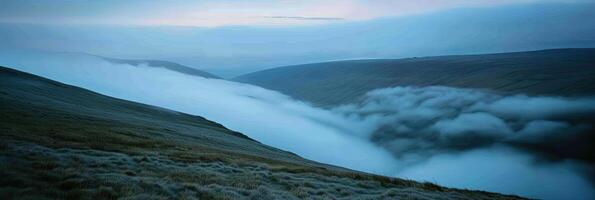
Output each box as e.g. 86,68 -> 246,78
234,48 -> 595,107
101,56 -> 221,79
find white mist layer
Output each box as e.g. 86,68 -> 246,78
0,51 -> 398,175
1,51 -> 593,199
398,146 -> 595,200
334,86 -> 595,139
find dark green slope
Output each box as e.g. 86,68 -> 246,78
102,57 -> 221,79
0,67 -> 521,199
234,48 -> 595,107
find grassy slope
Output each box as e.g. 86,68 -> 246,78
0,67 -> 523,199
234,48 -> 595,107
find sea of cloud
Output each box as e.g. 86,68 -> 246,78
333,86 -> 595,163
1,50 -> 593,199
332,86 -> 595,199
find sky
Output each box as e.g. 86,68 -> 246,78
1,0 -> 594,77
0,0 -> 576,27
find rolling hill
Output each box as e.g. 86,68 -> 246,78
234,48 -> 595,107
102,57 -> 221,79
0,66 -> 522,199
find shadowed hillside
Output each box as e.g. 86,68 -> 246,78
0,66 -> 523,199
234,48 -> 595,107
102,57 -> 221,79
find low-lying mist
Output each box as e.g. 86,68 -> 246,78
0,50 -> 398,175
1,51 -> 593,199
333,86 -> 595,199
334,86 -> 595,164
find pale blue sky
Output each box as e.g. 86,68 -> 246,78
0,0 -> 582,27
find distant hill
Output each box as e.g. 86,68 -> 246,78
0,66 -> 522,199
234,48 -> 595,107
102,57 -> 221,79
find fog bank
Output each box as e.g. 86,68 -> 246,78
333,86 -> 595,164
0,50 -> 401,175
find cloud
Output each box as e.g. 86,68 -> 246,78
0,50 -> 398,176
398,146 -> 595,200
476,95 -> 595,120
333,86 -> 595,163
516,120 -> 570,139
331,86 -> 595,199
432,112 -> 512,136
264,16 -> 344,21
1,51 -> 594,199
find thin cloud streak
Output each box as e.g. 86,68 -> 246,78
264,16 -> 344,21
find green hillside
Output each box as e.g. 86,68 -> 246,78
234,49 -> 595,107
